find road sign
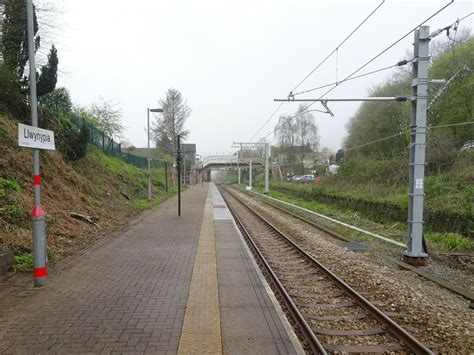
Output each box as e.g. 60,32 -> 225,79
18,123 -> 55,150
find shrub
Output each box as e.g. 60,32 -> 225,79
13,252 -> 33,272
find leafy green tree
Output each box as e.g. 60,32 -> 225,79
36,45 -> 58,96
39,86 -> 72,111
428,36 -> 474,148
2,0 -> 39,78
344,73 -> 411,158
343,35 -> 473,161
152,88 -> 191,153
1,0 -> 58,96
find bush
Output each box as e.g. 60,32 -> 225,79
13,252 -> 33,272
37,108 -> 90,161
338,157 -> 406,185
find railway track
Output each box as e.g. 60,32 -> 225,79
218,185 -> 433,354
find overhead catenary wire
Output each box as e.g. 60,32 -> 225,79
291,0 -> 455,120
249,102 -> 285,142
293,60 -> 410,97
344,121 -> 474,152
289,0 -> 385,94
248,1 -> 386,142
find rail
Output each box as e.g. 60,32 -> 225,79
219,185 -> 433,354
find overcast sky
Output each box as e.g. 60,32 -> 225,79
45,0 -> 472,157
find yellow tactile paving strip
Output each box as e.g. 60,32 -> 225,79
178,188 -> 223,354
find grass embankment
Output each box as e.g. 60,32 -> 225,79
248,179 -> 473,252
0,114 -> 173,273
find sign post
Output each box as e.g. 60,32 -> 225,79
25,0 -> 55,287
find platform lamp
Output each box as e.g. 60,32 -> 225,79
147,108 -> 163,202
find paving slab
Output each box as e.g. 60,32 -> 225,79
0,183 -> 303,354
0,186 -> 208,354
212,185 -> 303,355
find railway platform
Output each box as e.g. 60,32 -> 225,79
0,183 -> 302,354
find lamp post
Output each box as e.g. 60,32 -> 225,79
147,108 -> 163,202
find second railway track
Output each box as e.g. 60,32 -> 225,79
218,184 -> 433,355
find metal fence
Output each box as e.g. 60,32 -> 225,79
42,102 -> 169,169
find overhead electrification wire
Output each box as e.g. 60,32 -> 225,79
294,0 -> 454,117
345,121 -> 474,152
458,11 -> 474,22
249,102 -> 285,142
248,1 -> 386,142
293,60 -> 410,96
289,0 -> 386,94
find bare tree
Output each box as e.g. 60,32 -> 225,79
295,104 -> 319,172
274,114 -> 297,166
152,88 -> 191,154
274,114 -> 296,147
89,99 -> 124,140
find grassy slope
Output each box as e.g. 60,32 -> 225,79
246,168 -> 473,251
0,114 -> 172,270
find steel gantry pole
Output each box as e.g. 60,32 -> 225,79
27,0 -> 46,287
237,143 -> 243,185
264,143 -> 270,193
249,159 -> 253,189
404,26 -> 430,266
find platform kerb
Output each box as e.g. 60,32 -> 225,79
211,184 -> 303,354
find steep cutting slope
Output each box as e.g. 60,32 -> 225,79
0,114 -> 170,273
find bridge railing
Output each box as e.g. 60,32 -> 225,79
202,155 -> 238,168
202,155 -> 264,169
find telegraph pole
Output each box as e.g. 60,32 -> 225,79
403,26 -> 430,266
27,0 -> 46,287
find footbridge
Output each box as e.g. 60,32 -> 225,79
200,155 -> 263,180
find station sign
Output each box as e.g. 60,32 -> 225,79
18,123 -> 55,150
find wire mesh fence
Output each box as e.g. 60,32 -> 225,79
42,102 -> 170,170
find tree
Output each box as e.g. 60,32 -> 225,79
39,86 -> 72,111
152,88 -> 191,153
36,45 -> 58,96
343,73 -> 411,158
274,114 -> 296,147
295,105 -> 319,173
1,0 -> 58,96
89,99 -> 124,140
2,0 -> 39,78
274,114 -> 297,167
74,99 -> 124,140
343,35 -> 473,160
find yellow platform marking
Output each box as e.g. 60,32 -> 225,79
178,188 -> 222,354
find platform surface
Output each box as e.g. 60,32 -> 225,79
0,183 -> 300,354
